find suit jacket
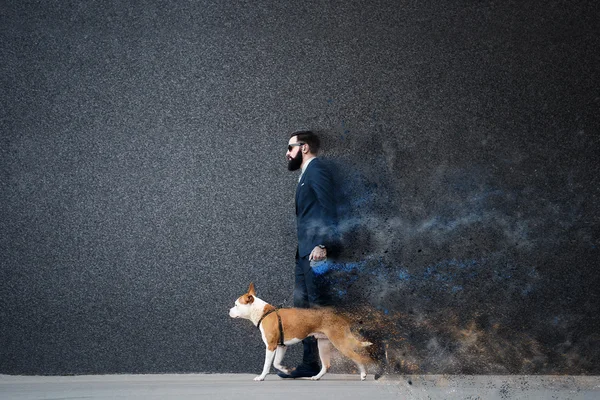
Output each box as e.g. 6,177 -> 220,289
295,158 -> 338,258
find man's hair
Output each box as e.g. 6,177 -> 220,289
290,130 -> 321,154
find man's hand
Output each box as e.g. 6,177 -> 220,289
309,246 -> 327,261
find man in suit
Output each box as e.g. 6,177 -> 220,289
279,130 -> 338,379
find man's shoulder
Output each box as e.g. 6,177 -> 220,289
306,157 -> 332,173
304,158 -> 336,187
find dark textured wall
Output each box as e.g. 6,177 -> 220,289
1,0 -> 598,375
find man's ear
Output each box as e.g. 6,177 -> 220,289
248,282 -> 256,296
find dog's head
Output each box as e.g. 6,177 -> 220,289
229,282 -> 257,319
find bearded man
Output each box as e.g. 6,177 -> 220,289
279,130 -> 339,379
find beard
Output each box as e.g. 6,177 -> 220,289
287,150 -> 303,171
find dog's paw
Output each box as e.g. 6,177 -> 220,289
254,375 -> 265,381
310,376 -> 321,381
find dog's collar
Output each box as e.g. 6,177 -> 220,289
256,308 -> 285,346
256,309 -> 277,329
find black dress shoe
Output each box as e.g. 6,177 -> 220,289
277,363 -> 320,379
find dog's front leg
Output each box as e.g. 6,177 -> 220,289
273,346 -> 289,375
254,348 -> 276,381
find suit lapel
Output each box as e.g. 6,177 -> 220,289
295,158 -> 315,214
295,176 -> 302,214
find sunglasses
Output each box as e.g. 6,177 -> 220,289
288,142 -> 305,151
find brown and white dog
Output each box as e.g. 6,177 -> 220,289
229,283 -> 378,381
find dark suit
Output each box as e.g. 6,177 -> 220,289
294,157 -> 338,309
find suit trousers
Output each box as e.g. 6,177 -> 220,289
293,256 -> 330,309
293,255 -> 330,366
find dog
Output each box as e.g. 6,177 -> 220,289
229,283 -> 380,381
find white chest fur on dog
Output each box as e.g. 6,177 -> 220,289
229,283 -> 379,381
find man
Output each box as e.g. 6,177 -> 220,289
279,130 -> 338,379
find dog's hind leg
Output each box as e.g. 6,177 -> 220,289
273,346 -> 289,375
310,339 -> 332,381
326,331 -> 373,381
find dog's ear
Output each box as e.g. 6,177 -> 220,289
248,282 -> 256,296
239,292 -> 255,305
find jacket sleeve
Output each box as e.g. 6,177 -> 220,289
308,161 -> 339,252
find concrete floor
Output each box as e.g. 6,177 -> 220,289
1,374 -> 598,400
